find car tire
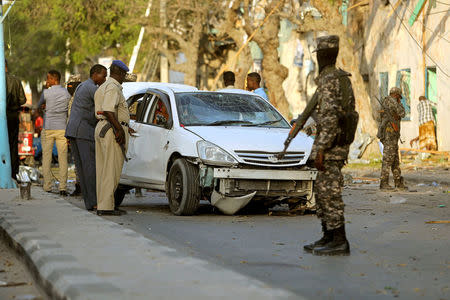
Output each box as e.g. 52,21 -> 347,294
167,158 -> 200,215
115,184 -> 132,208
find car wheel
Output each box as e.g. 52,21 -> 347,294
114,184 -> 132,208
167,158 -> 200,215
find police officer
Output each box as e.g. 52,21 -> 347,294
378,87 -> 406,191
300,35 -> 357,256
94,60 -> 130,216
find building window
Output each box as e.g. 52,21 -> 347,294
396,69 -> 411,121
379,72 -> 389,99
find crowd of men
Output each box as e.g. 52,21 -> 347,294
4,34 -> 439,255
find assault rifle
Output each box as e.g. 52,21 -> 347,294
374,95 -> 404,144
277,93 -> 318,160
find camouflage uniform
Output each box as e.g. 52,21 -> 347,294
378,88 -> 405,188
311,37 -> 354,231
300,35 -> 355,256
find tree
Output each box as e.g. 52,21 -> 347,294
290,1 -> 378,146
242,0 -> 291,117
144,0 -> 212,86
6,0 -> 67,103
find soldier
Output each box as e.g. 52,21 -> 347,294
297,35 -> 357,256
94,60 -> 132,216
378,87 -> 406,191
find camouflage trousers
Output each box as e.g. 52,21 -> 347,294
314,160 -> 345,231
381,140 -> 402,186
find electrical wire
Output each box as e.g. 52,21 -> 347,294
402,3 -> 450,44
389,2 -> 450,78
435,0 -> 450,6
427,10 -> 450,15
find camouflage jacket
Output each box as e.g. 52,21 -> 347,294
311,65 -> 351,161
378,95 -> 405,142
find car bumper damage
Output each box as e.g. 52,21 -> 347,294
199,165 -> 318,215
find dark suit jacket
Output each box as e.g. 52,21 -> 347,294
65,78 -> 98,141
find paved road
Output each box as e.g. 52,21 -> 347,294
69,182 -> 450,299
0,239 -> 47,300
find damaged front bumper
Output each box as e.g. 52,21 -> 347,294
200,165 -> 317,215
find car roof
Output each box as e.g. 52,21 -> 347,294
122,82 -> 198,99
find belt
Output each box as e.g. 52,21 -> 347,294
120,121 -> 129,127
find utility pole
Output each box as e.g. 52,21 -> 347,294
0,0 -> 16,188
159,0 -> 169,83
128,0 -> 153,73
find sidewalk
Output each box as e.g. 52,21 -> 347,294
0,187 -> 299,300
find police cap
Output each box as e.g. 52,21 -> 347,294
111,60 -> 129,73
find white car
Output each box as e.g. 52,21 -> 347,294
117,82 -> 317,215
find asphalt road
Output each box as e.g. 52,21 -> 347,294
69,182 -> 450,299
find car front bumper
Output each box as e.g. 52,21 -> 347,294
200,165 -> 317,214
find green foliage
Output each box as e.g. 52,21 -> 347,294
5,0 -> 143,83
6,0 -> 66,84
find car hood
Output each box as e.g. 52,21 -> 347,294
186,126 -> 314,165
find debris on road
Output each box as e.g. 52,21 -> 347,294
0,280 -> 28,287
425,220 -> 450,224
389,196 -> 407,204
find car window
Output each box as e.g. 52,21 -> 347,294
145,96 -> 171,127
175,92 -> 290,128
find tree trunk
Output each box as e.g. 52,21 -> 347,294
307,1 -> 378,136
246,0 -> 290,117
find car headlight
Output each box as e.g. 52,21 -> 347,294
196,141 -> 237,166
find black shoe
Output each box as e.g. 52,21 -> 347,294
59,191 -> 68,196
380,183 -> 394,191
304,222 -> 333,253
70,183 -> 82,196
97,210 -> 122,216
114,207 -> 127,215
313,226 -> 350,256
394,178 -> 408,191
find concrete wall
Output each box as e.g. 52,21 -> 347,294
363,0 -> 450,150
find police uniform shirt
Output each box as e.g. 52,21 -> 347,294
95,77 -> 129,124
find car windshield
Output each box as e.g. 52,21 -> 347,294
175,92 -> 290,128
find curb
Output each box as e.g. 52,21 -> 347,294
0,202 -> 123,300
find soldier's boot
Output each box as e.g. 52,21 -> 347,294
312,225 -> 350,256
380,180 -> 394,191
394,177 -> 408,191
303,222 -> 333,253
70,183 -> 82,197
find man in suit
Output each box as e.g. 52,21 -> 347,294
65,64 -> 107,210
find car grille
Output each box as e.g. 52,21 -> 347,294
234,150 -> 306,167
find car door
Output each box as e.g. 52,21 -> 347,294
124,90 -> 173,185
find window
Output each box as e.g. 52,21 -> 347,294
379,72 -> 389,99
396,69 -> 411,121
146,96 -> 170,127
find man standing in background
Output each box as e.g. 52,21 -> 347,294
5,60 -> 26,180
410,96 -> 437,151
222,71 -> 235,89
66,74 -> 82,196
246,72 -> 268,101
38,70 -> 70,196
66,65 -> 107,210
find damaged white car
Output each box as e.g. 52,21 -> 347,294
117,83 -> 317,215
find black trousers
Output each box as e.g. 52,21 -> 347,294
70,137 -> 97,210
7,117 -> 19,179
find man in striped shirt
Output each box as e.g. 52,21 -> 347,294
410,96 -> 437,150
